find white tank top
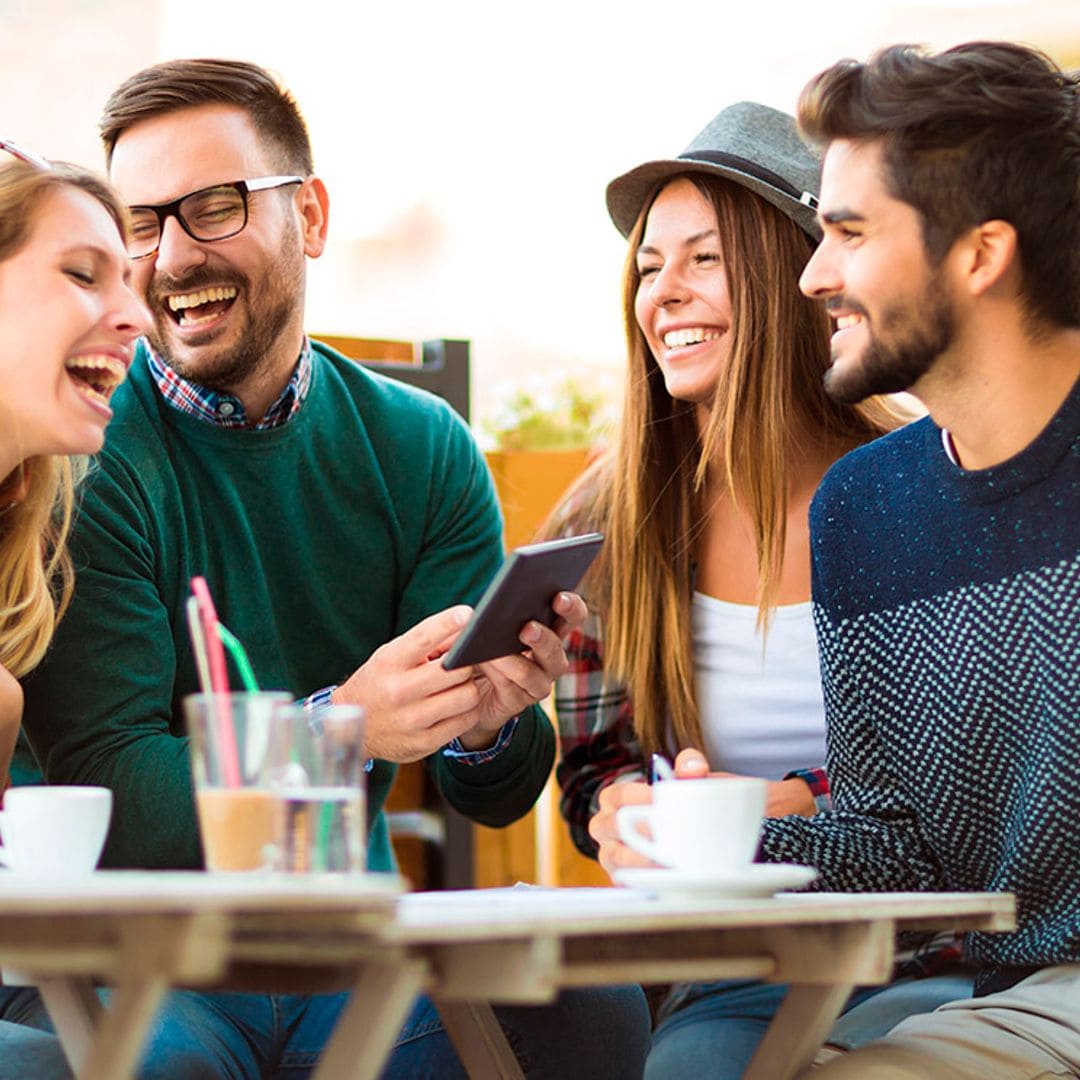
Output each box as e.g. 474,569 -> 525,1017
691,592 -> 826,778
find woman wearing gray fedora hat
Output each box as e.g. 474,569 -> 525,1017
544,102 -> 970,1075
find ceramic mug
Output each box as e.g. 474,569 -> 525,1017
616,777 -> 767,872
0,785 -> 112,876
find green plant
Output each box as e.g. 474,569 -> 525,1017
483,377 -> 609,452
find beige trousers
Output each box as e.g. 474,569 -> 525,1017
803,965 -> 1080,1079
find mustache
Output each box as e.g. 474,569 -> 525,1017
147,267 -> 248,310
824,296 -> 870,318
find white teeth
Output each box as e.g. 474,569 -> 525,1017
166,286 -> 238,312
64,354 -> 128,402
663,328 -> 721,348
835,314 -> 863,330
64,355 -> 127,386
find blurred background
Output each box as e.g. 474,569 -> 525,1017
3,0 -> 1077,435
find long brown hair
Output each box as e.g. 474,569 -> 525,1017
549,173 -> 902,756
0,159 -> 123,676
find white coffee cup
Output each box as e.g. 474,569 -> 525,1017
0,785 -> 112,877
616,777 -> 767,872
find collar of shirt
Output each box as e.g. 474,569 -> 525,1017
146,339 -> 313,429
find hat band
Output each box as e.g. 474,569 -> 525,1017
677,150 -> 815,206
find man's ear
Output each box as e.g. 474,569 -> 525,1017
297,177 -> 329,258
961,219 -> 1018,299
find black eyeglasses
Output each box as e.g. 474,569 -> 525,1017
126,175 -> 304,259
0,137 -> 51,170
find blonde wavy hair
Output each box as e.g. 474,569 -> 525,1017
547,174 -> 905,756
0,159 -> 125,676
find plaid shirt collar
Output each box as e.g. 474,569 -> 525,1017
145,339 -> 313,429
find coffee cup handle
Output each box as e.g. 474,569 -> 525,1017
615,805 -> 664,864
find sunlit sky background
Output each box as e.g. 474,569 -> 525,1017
2,0 -> 1077,427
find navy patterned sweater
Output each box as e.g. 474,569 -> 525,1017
761,377 -> 1079,992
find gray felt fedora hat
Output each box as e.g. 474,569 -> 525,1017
606,101 -> 822,240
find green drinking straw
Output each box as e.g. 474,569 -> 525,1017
309,702 -> 336,872
216,623 -> 260,692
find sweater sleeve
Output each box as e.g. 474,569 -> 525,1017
553,614 -> 645,857
22,456 -> 202,869
759,547 -> 944,891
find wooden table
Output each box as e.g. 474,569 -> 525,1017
0,875 -> 1015,1080
385,887 -> 1016,1080
0,871 -> 404,1079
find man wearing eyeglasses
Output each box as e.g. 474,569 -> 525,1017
22,59 -> 649,1079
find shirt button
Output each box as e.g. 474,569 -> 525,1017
218,401 -> 236,417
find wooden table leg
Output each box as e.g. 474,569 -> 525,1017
37,975 -> 169,1080
436,1001 -> 525,1080
81,977 -> 170,1080
35,976 -> 102,1074
313,957 -> 427,1080
744,982 -> 853,1080
743,918 -> 895,1080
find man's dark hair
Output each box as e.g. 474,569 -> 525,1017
100,58 -> 314,175
798,41 -> 1079,329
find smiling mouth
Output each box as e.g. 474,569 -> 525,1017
166,286 -> 239,327
662,327 -> 721,349
834,314 -> 864,331
65,355 -> 128,407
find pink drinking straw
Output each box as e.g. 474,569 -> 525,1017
190,576 -> 242,788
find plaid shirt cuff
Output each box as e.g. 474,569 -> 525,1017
783,766 -> 832,812
301,685 -> 373,773
443,715 -> 520,765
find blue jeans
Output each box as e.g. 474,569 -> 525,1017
0,987 -> 71,1080
114,986 -> 649,1078
646,973 -> 974,1079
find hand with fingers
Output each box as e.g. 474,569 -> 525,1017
589,778 -> 658,879
332,606 -> 489,764
455,590 -> 588,751
674,748 -> 817,817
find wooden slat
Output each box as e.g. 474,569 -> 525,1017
315,335 -> 419,365
437,1002 -> 526,1080
312,958 -> 427,1080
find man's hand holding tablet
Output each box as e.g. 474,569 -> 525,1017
442,533 -> 604,669
445,533 -> 602,751
331,535 -> 600,761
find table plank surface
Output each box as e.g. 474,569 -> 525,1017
0,870 -> 405,914
387,887 -> 1017,941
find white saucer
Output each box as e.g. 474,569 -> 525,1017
613,863 -> 817,900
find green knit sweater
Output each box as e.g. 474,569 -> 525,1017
23,341 -> 554,870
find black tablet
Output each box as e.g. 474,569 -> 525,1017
441,532 -> 604,669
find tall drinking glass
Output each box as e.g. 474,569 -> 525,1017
184,691 -> 291,872
265,703 -> 367,874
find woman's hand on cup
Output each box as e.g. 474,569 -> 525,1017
676,749 -> 817,817
673,748 -> 710,778
705,772 -> 817,817
590,779 -> 658,879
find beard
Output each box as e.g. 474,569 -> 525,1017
145,222 -> 304,392
824,270 -> 956,405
